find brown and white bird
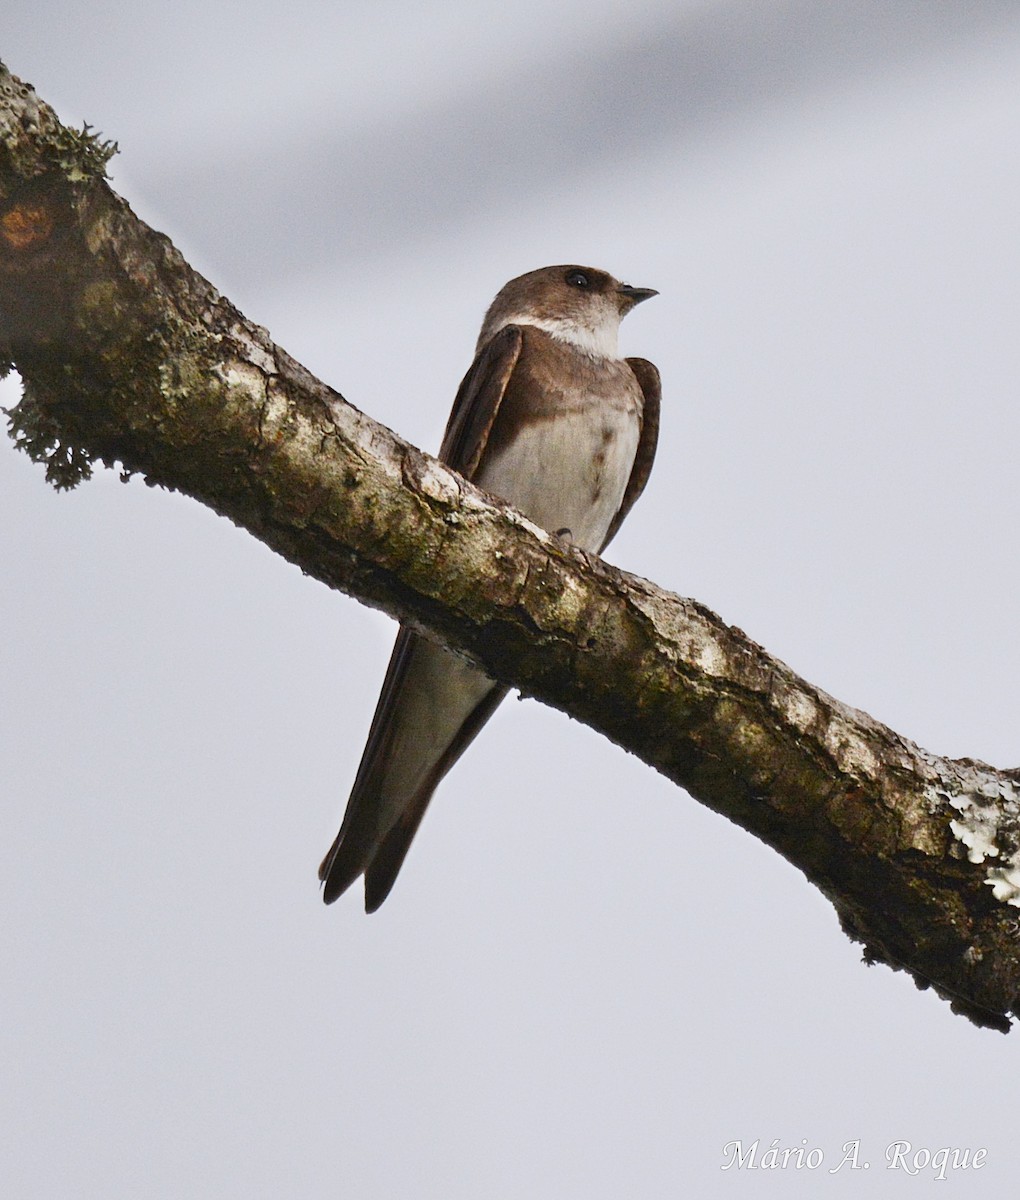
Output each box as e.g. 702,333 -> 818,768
320,265 -> 660,910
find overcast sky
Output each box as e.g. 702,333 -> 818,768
3,2 -> 1020,1196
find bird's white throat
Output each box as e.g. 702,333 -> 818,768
488,313 -> 620,359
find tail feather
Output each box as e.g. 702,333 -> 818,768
319,624 -> 509,909
363,789 -> 434,913
319,828 -> 373,905
360,681 -> 509,911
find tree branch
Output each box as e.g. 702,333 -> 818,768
3,63 -> 1018,1031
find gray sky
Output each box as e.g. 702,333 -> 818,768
3,2 -> 1020,1195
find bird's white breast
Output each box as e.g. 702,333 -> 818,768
475,400 -> 640,552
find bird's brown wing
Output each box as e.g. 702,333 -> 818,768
319,327 -> 523,907
438,324 -> 524,475
600,356 -> 661,552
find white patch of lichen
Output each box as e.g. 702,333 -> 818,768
933,770 -> 1020,907
986,863 -> 1020,905
949,805 -> 1000,864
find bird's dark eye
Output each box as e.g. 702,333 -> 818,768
565,269 -> 590,289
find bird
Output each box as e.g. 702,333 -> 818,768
319,264 -> 660,911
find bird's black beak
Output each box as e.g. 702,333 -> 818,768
616,283 -> 659,309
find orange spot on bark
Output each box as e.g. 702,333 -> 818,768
1,202 -> 55,251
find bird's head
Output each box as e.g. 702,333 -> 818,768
479,264 -> 657,358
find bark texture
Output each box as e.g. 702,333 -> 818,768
2,64 -> 1019,1030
